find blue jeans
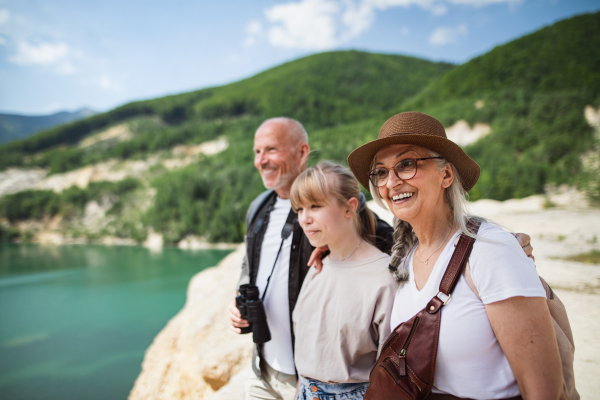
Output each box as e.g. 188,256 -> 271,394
296,376 -> 369,400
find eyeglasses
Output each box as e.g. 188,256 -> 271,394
369,157 -> 443,187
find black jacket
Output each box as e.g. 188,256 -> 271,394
238,190 -> 394,377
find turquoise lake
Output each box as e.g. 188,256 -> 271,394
0,243 -> 233,400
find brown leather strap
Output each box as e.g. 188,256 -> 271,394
427,394 -> 522,400
438,219 -> 481,295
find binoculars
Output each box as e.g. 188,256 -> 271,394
235,284 -> 271,344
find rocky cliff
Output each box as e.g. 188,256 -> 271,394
129,245 -> 252,400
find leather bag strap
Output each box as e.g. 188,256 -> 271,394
438,219 -> 481,295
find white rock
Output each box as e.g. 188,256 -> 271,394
144,231 -> 163,251
445,120 -> 491,147
0,168 -> 47,197
128,246 -> 252,400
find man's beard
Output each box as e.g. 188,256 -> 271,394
261,169 -> 296,191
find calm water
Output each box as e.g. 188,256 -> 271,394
0,243 -> 232,400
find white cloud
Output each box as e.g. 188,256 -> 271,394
0,36 -> 6,45
247,20 -> 263,35
265,0 -> 342,50
244,20 -> 263,47
340,1 -> 376,41
446,0 -> 521,6
253,0 -> 519,50
55,61 -> 76,75
9,41 -> 70,65
429,23 -> 468,45
0,8 -> 10,25
98,75 -> 121,91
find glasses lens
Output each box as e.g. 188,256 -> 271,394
369,168 -> 388,187
395,159 -> 417,180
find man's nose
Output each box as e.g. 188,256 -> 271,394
256,153 -> 269,166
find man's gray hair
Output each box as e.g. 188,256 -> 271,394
257,117 -> 309,146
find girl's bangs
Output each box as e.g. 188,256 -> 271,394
290,168 -> 331,211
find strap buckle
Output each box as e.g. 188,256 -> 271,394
435,291 -> 452,306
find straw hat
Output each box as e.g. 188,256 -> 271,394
347,112 -> 480,191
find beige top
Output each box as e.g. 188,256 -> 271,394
292,252 -> 397,383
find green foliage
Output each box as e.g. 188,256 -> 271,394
144,127 -> 264,244
458,90 -> 594,200
193,51 -> 453,127
0,178 -> 142,223
0,190 -> 61,222
562,249 -> 600,264
0,225 -> 20,242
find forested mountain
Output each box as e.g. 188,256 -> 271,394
0,109 -> 96,144
0,12 -> 598,244
399,11 -> 600,201
0,51 -> 452,171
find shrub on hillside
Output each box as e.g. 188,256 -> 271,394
0,178 -> 142,223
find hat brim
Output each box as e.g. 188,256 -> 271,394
348,134 -> 480,192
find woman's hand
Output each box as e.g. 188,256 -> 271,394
485,296 -> 562,400
307,245 -> 330,273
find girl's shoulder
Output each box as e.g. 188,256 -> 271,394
356,252 -> 397,287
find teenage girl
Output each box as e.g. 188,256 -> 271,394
289,161 -> 398,400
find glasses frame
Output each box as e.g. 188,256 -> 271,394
369,157 -> 443,187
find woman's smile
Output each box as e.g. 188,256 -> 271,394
390,191 -> 415,204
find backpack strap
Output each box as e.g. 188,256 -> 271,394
246,189 -> 275,233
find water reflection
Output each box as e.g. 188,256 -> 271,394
0,243 -> 232,400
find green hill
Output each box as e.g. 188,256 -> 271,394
0,51 -> 453,243
1,13 -> 598,244
415,12 -> 600,102
0,51 -> 452,172
401,12 -> 600,201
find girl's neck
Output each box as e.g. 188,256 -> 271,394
328,230 -> 364,262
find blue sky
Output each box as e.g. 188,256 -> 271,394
0,0 -> 598,115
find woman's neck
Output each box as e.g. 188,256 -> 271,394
411,206 -> 456,249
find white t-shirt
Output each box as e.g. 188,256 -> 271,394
390,222 -> 545,399
255,197 -> 296,375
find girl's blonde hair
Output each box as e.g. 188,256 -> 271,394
290,161 -> 377,244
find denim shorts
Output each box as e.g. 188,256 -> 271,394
296,376 -> 369,400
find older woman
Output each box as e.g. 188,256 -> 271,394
347,112 -> 562,400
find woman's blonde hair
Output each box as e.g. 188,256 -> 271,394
291,161 -> 377,244
369,148 -> 484,282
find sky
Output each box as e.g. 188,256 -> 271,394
0,0 -> 598,115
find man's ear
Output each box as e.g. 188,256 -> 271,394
298,143 -> 310,165
346,197 -> 358,217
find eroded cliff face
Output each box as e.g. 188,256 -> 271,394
129,245 -> 252,400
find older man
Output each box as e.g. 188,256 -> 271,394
228,117 -> 394,400
229,117 -> 533,400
